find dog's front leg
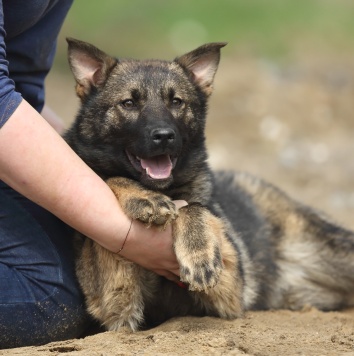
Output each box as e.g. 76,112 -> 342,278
173,204 -> 244,318
173,204 -> 225,291
82,176 -> 177,330
76,238 -> 144,331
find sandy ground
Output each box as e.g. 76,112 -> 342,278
2,308 -> 354,356
3,54 -> 354,355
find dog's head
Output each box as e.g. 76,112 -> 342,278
65,38 -> 226,191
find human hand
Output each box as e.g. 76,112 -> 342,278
118,200 -> 187,281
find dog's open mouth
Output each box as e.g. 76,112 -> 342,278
126,151 -> 177,180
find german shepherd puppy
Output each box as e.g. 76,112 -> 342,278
64,38 -> 354,331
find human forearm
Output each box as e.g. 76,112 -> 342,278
0,99 -> 131,251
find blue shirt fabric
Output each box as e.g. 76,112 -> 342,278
0,0 -> 73,128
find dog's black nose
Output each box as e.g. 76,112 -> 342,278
151,128 -> 175,145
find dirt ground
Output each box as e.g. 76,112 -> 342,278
3,54 -> 354,355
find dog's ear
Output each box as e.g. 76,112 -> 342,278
175,42 -> 227,96
66,38 -> 117,100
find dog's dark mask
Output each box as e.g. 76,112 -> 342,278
65,39 -> 226,190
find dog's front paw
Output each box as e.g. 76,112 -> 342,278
173,205 -> 224,291
126,193 -> 178,226
179,245 -> 223,292
107,177 -> 178,226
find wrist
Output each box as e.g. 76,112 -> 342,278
116,218 -> 133,254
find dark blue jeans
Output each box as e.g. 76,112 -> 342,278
0,182 -> 91,348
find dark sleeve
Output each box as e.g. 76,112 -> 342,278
4,0 -> 73,114
0,0 -> 22,129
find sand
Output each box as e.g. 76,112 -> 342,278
3,308 -> 354,355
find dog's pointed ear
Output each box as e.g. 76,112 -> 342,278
175,42 -> 227,96
66,38 -> 117,100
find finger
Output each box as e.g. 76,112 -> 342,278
173,200 -> 188,210
153,269 -> 180,282
169,268 -> 180,277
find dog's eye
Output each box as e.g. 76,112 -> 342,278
121,99 -> 136,109
171,98 -> 183,107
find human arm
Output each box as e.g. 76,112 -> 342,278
0,99 -> 181,280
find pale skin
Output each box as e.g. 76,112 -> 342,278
0,99 -> 184,281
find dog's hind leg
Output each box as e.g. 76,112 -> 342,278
228,172 -> 354,311
76,239 -> 145,331
271,208 -> 354,311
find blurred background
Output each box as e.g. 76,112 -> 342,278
46,0 -> 354,228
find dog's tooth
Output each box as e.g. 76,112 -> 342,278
136,156 -> 141,161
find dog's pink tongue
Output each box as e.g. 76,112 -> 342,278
140,155 -> 172,179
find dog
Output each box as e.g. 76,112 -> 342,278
64,38 -> 354,331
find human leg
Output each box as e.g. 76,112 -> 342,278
0,182 -> 90,349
